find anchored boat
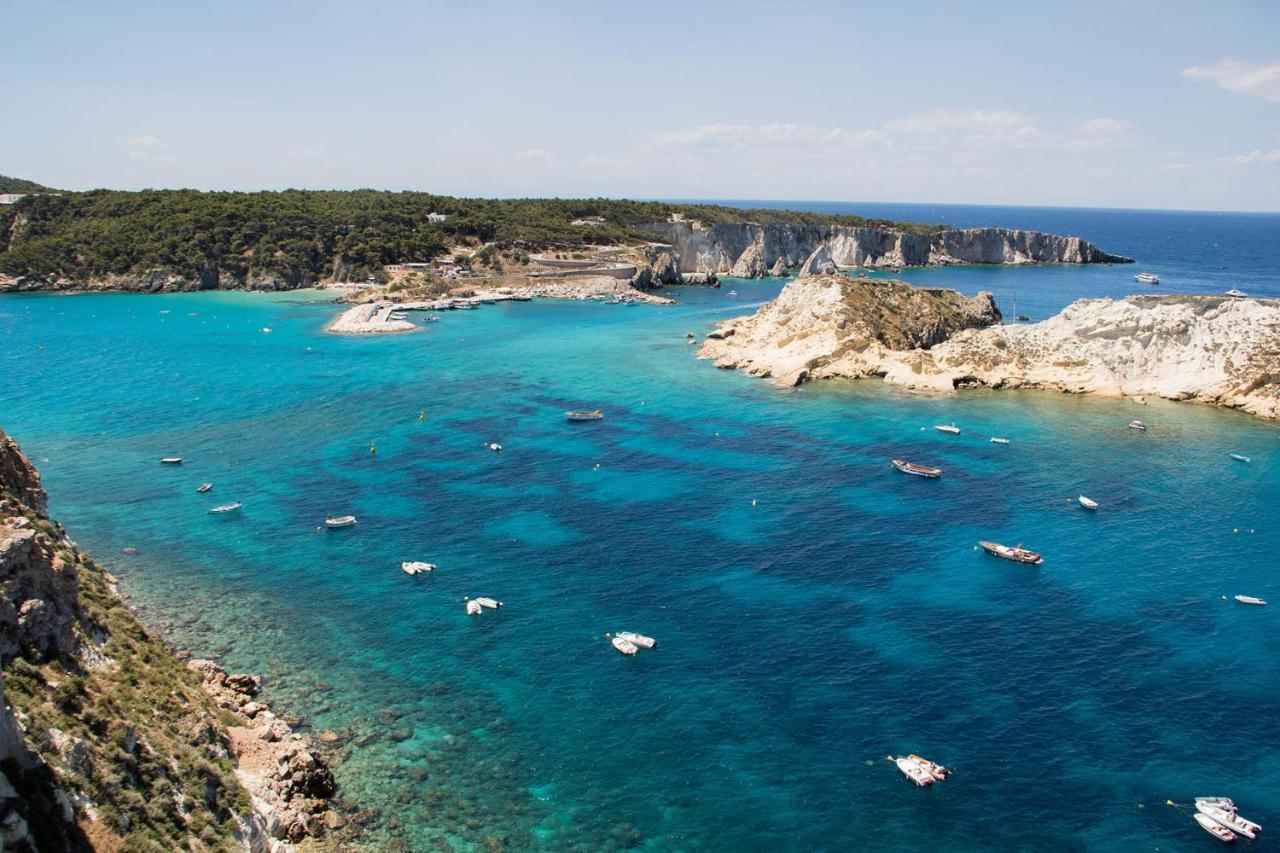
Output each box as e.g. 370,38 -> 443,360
160,457 -> 183,465
401,561 -> 436,575
474,597 -> 502,610
934,423 -> 961,435
978,540 -> 1043,565
196,482 -> 212,493
907,754 -> 952,781
488,442 -> 502,452
1128,420 -> 1147,431
990,437 -> 1010,445
1196,803 -> 1260,840
891,459 -> 942,479
1234,595 -> 1267,606
466,599 -> 482,616
611,636 -> 638,655
1230,454 -> 1251,463
325,515 -> 357,529
890,755 -> 935,787
1194,812 -> 1236,842
614,631 -> 656,649
1135,272 -> 1160,284
1078,495 -> 1098,510
565,410 -> 604,422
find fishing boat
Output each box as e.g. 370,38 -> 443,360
1234,595 -> 1267,606
891,459 -> 942,479
891,756 -> 935,787
1230,454 -> 1251,463
615,631 -> 656,649
401,561 -> 436,575
1135,272 -> 1160,284
934,423 -> 961,435
611,636 -> 638,656
196,483 -> 212,493
1195,812 -> 1236,842
978,541 -> 1043,565
990,437 -> 1010,445
907,755 -> 952,781
1128,420 -> 1147,431
324,515 -> 357,529
160,457 -> 183,465
1078,495 -> 1098,510
1225,289 -> 1247,298
565,410 -> 604,422
1196,803 -> 1260,840
474,597 -> 502,610
208,501 -> 242,514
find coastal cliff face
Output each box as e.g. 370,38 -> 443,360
700,278 -> 1280,419
639,220 -> 1132,276
0,429 -> 338,850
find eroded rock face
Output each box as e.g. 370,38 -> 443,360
700,281 -> 1280,418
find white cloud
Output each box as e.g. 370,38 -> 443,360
125,134 -> 168,149
1220,147 -> 1280,165
516,148 -> 552,161
647,122 -> 887,150
122,134 -> 177,164
1183,59 -> 1280,102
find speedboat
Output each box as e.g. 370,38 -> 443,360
1234,595 -> 1267,606
1225,289 -> 1247,298
1196,803 -> 1260,840
1078,495 -> 1098,510
160,457 -> 183,465
907,755 -> 952,781
208,501 -> 242,514
196,483 -> 213,493
978,540 -> 1044,565
891,459 -> 942,479
611,636 -> 639,656
474,597 -> 502,610
1135,272 -> 1160,284
325,515 -> 357,529
260,327 -> 273,333
1195,812 -> 1236,842
990,437 -> 1010,445
401,561 -> 436,575
934,423 -> 961,435
466,599 -> 483,616
565,410 -> 604,422
1230,454 -> 1251,463
615,631 -> 657,649
1128,420 -> 1147,431
892,756 -> 935,787
1195,797 -> 1236,813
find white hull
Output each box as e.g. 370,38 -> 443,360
611,636 -> 638,655
1078,495 -> 1098,510
1234,595 -> 1267,606
615,631 -> 656,649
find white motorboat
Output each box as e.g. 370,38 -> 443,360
260,327 -> 273,333
614,631 -> 656,649
208,501 -> 242,514
1194,812 -> 1236,842
892,756 -> 935,787
488,442 -> 502,452
611,636 -> 638,655
978,540 -> 1044,565
1128,420 -> 1147,431
565,410 -> 604,422
1230,454 -> 1251,463
990,437 -> 1010,445
466,599 -> 482,616
1078,495 -> 1098,510
907,754 -> 952,781
1225,289 -> 1247,298
1234,595 -> 1267,606
934,423 -> 961,435
1195,797 -> 1236,813
325,515 -> 357,529
160,457 -> 183,465
1196,803 -> 1260,840
891,459 -> 942,479
196,482 -> 213,493
401,561 -> 436,575
1135,272 -> 1160,284
474,597 -> 502,610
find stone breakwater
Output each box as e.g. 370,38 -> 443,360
700,277 -> 1280,420
638,220 -> 1132,277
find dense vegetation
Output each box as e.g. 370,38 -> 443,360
0,174 -> 55,193
0,184 -> 944,287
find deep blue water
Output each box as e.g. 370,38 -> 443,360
1,203 -> 1278,850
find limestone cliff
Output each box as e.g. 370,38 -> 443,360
700,279 -> 1280,419
639,220 -> 1131,276
0,429 -> 339,850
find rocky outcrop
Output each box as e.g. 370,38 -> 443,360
797,245 -> 837,277
700,279 -> 1280,418
630,245 -> 682,290
0,428 -> 340,850
638,220 -> 1131,276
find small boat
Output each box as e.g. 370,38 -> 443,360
565,410 -> 604,422
978,540 -> 1044,565
611,636 -> 638,656
934,423 -> 961,435
474,597 -> 502,610
1195,812 -> 1236,842
401,561 -> 436,575
488,443 -> 502,452
990,437 -> 1010,445
891,459 -> 942,479
1234,595 -> 1267,606
1128,420 -> 1147,431
1015,314 -> 1029,322
466,599 -> 483,616
208,501 -> 242,514
196,483 -> 213,493
907,755 -> 952,781
1230,454 -> 1251,463
160,457 -> 183,465
1196,803 -> 1260,840
615,631 -> 656,649
325,515 -> 357,529
260,327 -> 273,333
1225,289 -> 1247,298
891,756 -> 935,787
728,290 -> 737,296
1196,797 -> 1237,813
1135,272 -> 1160,284
1078,495 -> 1098,510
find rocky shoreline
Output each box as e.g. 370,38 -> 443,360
700,276 -> 1280,420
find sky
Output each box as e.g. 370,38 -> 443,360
3,0 -> 1279,211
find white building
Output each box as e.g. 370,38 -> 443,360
426,212 -> 449,223
0,194 -> 26,205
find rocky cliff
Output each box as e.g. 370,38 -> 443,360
700,278 -> 1280,419
0,429 -> 339,851
639,220 -> 1131,277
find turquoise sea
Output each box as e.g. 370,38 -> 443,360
2,204 -> 1278,851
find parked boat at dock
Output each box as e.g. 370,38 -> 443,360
978,540 -> 1043,565
891,459 -> 942,479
